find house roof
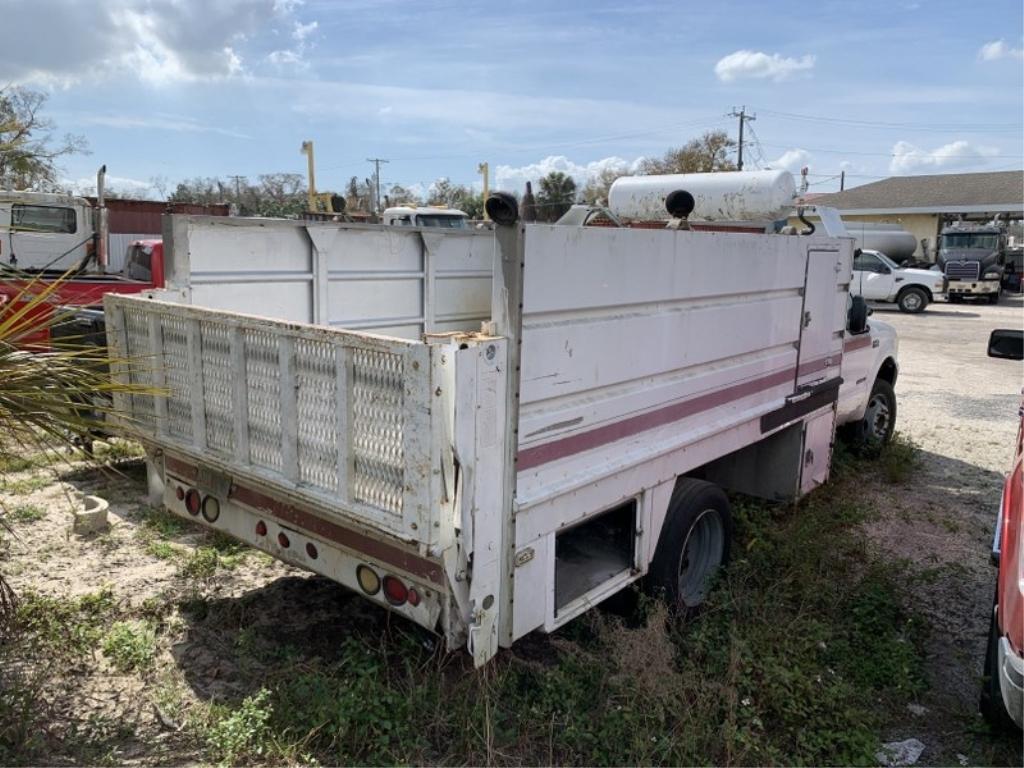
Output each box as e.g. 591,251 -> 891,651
810,171 -> 1024,215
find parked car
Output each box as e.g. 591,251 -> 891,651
980,328 -> 1023,731
851,249 -> 946,314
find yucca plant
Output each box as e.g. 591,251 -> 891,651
0,270 -> 160,631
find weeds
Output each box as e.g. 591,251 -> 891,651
204,689 -> 273,765
180,548 -> 219,580
8,504 -> 45,523
101,621 -> 157,673
0,474 -> 53,496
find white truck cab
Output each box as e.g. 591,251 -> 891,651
382,206 -> 469,229
851,248 -> 946,313
0,190 -> 94,271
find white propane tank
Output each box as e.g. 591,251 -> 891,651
608,169 -> 797,222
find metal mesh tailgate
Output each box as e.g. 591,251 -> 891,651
104,294 -> 436,544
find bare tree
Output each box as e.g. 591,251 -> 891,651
641,130 -> 737,175
581,167 -> 629,206
0,86 -> 88,190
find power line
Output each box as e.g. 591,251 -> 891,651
756,140 -> 1020,159
752,107 -> 1022,134
318,116 -> 731,171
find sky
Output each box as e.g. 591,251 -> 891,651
3,0 -> 1023,200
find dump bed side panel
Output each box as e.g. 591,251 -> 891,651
163,216 -> 493,339
104,294 -> 440,547
516,226 -> 841,508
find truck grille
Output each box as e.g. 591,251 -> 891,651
944,261 -> 980,280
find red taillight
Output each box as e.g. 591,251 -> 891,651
255,520 -> 267,536
382,575 -> 408,606
175,486 -> 185,501
278,531 -> 290,548
305,542 -> 318,559
407,587 -> 421,607
184,488 -> 201,516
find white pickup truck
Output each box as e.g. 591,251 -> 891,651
102,174 -> 899,666
851,248 -> 946,313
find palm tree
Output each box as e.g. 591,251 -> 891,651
0,274 -> 156,631
536,171 -> 578,222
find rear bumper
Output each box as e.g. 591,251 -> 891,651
998,635 -> 1024,729
160,453 -> 451,636
947,280 -> 998,295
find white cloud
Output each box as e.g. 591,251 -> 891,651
0,0 -> 308,86
978,39 -> 1024,61
63,175 -> 155,198
76,113 -> 252,140
765,148 -> 811,173
714,50 -> 816,82
494,155 -> 645,194
889,140 -> 999,174
293,20 -> 318,42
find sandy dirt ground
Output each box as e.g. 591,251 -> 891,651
1,292 -> 1021,765
861,292 -> 1023,762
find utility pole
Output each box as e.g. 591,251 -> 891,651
300,141 -> 316,212
840,170 -> 846,191
366,157 -> 389,214
477,162 -> 490,220
228,175 -> 246,201
728,106 -> 756,171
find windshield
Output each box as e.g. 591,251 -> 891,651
873,251 -> 900,271
414,214 -> 468,229
941,233 -> 998,251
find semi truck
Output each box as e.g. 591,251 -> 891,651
938,220 -> 1007,304
101,173 -> 898,666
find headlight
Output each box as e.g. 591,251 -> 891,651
983,271 -> 1000,279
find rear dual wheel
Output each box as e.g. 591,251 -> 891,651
647,478 -> 733,611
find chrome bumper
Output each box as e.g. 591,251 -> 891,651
998,635 -> 1024,729
947,281 -> 999,295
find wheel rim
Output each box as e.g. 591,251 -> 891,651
677,508 -> 725,608
903,292 -> 921,310
863,392 -> 891,442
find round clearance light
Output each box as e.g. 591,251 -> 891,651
407,588 -> 421,607
255,520 -> 267,537
201,495 -> 220,523
184,488 -> 201,516
175,486 -> 185,501
356,565 -> 380,596
277,532 -> 290,548
382,575 -> 408,606
305,542 -> 318,560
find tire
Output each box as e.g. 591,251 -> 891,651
897,286 -> 928,313
987,290 -> 1001,305
848,378 -> 897,453
980,600 -> 1019,731
647,478 -> 732,611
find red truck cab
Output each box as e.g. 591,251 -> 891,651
982,328 -> 1024,730
0,240 -> 163,348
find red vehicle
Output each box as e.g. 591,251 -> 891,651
981,328 -> 1024,730
0,240 -> 164,348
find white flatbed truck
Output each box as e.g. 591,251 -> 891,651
104,180 -> 885,666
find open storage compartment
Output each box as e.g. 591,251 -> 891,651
554,499 -> 637,612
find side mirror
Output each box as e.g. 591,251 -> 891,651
879,265 -> 892,275
848,295 -> 869,334
988,329 -> 1024,361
